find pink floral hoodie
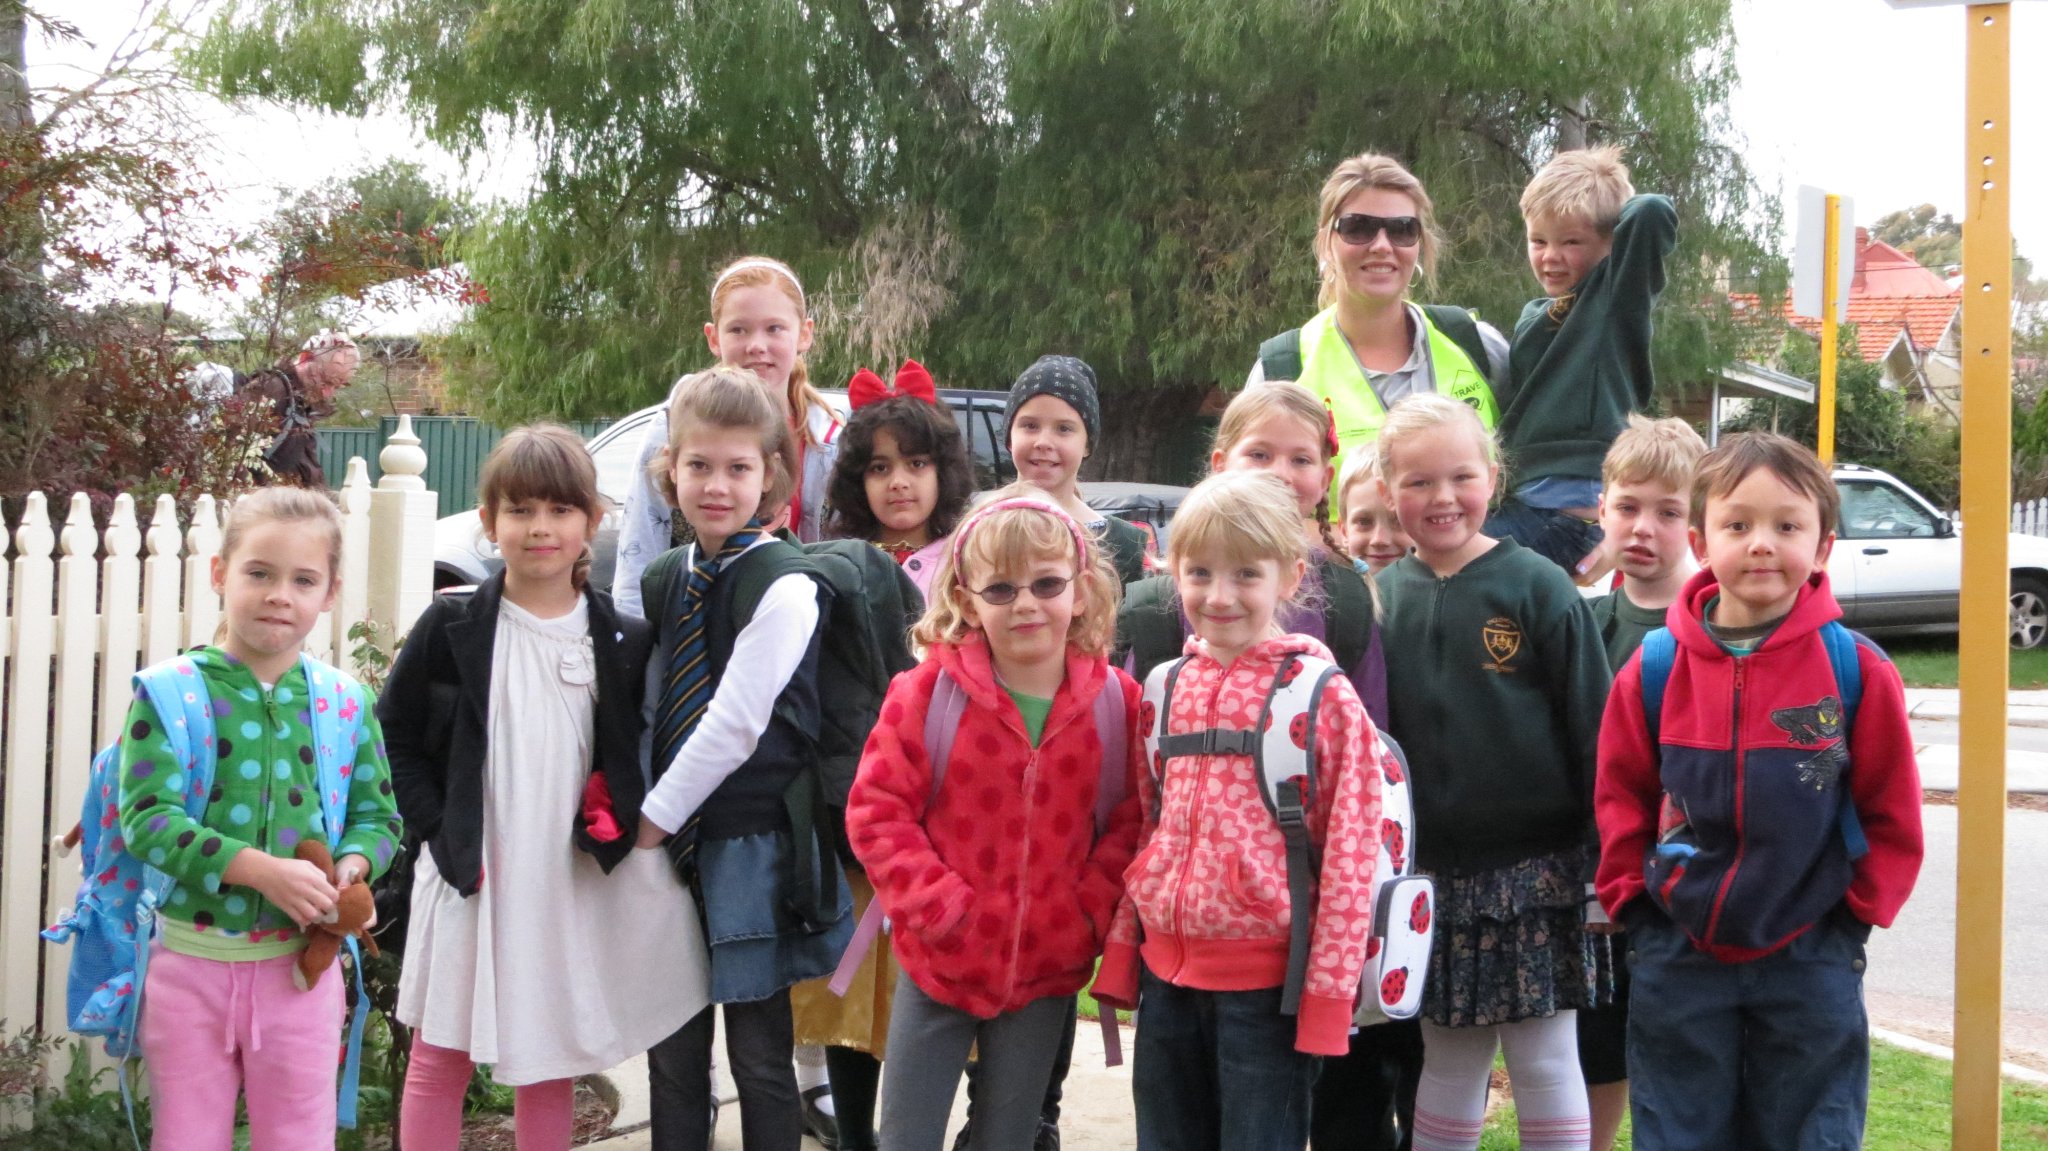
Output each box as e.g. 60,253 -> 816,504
1092,634 -> 1387,1056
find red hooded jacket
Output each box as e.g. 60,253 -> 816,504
847,636 -> 1143,1019
1596,570 -> 1923,962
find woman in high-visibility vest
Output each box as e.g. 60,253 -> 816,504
1245,152 -> 1507,1151
1247,153 -> 1507,515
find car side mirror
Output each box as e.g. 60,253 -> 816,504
1936,516 -> 1956,538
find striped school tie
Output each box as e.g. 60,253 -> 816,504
653,522 -> 763,876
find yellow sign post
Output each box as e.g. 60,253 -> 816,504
1819,194 -> 1843,465
1954,4 -> 2012,1148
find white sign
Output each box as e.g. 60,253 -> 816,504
1793,185 -> 1856,324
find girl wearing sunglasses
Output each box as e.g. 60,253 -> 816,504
1249,152 -> 1508,521
847,486 -> 1142,1151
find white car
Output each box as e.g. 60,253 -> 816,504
1828,463 -> 2048,649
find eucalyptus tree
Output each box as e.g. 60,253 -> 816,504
196,0 -> 1779,476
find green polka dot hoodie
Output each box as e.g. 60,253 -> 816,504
115,647 -> 402,955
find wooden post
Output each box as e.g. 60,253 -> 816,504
367,415 -> 439,649
1953,4 -> 2012,1148
0,495 -> 55,1035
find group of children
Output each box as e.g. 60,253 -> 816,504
90,141 -> 1922,1151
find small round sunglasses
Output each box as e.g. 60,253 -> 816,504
966,575 -> 1074,605
1331,213 -> 1422,248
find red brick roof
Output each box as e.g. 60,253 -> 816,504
1735,291 -> 1959,362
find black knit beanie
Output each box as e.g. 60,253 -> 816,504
1005,355 -> 1101,451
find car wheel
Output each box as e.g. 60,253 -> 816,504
2012,577 -> 2048,650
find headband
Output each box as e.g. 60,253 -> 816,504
849,359 -> 938,409
712,258 -> 807,310
949,497 -> 1091,588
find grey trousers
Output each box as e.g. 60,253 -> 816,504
878,971 -> 1074,1151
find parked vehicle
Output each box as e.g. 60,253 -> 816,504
1827,462 -> 2048,649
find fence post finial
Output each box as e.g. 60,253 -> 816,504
378,414 -> 429,493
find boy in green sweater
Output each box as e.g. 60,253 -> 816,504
1578,413 -> 1706,1151
1488,146 -> 1679,581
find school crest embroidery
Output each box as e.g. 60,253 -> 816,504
1480,616 -> 1523,673
1771,696 -> 1849,792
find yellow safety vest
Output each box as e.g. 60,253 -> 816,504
1292,306 -> 1500,509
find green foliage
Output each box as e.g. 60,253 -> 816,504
0,1032 -> 152,1151
193,0 -> 1780,472
1724,328 -> 1961,508
1872,201 -> 2032,283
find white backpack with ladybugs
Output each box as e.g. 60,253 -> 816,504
1141,652 -> 1432,1026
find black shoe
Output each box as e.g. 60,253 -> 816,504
802,1083 -> 840,1149
1035,1120 -> 1060,1151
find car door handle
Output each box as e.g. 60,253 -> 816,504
1863,547 -> 1888,555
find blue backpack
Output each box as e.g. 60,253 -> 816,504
1637,620 -> 1871,861
42,653 -> 377,1130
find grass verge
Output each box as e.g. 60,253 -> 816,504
1479,1040 -> 2048,1149
1882,637 -> 2048,689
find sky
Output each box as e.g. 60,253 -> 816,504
36,0 -> 2048,300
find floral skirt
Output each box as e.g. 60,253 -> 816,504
1422,847 -> 1612,1028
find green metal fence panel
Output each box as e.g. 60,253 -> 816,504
317,417 -> 622,519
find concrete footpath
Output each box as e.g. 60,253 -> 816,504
1903,688 -> 2048,792
586,1020 -> 1135,1150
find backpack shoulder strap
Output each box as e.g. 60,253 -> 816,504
640,546 -> 690,639
1090,673 -> 1128,839
923,670 -> 970,807
1818,620 -> 1872,862
132,657 -> 217,820
1317,559 -> 1373,673
1419,303 -> 1493,378
1250,653 -> 1342,1016
1637,627 -> 1678,744
727,538 -> 820,625
1258,327 -> 1305,383
299,655 -> 365,850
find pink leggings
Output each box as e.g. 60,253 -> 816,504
401,1038 -> 575,1151
139,946 -> 345,1151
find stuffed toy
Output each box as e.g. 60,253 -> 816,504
293,839 -> 380,991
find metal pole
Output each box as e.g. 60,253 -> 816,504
1953,5 -> 2012,1147
1819,193 -> 1842,465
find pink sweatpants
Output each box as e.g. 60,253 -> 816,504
401,1038 -> 575,1151
139,946 -> 345,1151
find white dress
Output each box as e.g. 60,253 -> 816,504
396,596 -> 709,1084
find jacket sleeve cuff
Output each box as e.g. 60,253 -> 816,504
1294,993 -> 1357,1057
1092,940 -> 1142,1012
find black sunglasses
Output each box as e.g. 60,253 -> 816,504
967,575 -> 1073,606
1331,213 -> 1422,248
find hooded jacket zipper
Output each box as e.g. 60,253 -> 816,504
1703,656 -> 1747,944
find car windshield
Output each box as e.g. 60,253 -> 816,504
589,414 -> 657,504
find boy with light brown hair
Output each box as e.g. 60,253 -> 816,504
1488,146 -> 1679,581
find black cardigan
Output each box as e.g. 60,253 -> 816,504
378,574 -> 655,896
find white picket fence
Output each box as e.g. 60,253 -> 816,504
0,417 -> 441,1051
2015,498 -> 2048,537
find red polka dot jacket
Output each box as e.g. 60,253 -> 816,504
1090,634 -> 1387,1056
847,635 -> 1143,1020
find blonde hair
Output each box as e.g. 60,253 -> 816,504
1336,445 -> 1383,521
1520,145 -> 1634,235
222,486 -> 343,579
911,482 -> 1122,656
1374,392 -> 1501,481
1169,470 -> 1309,574
1313,152 -> 1444,309
709,255 -> 831,448
651,366 -> 798,522
1602,414 -> 1708,493
480,424 -> 607,590
1213,381 -> 1343,556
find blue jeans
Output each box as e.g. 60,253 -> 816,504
1133,968 -> 1320,1151
1626,910 -> 1871,1151
1483,499 -> 1603,576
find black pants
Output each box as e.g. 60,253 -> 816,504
960,997 -> 1077,1129
648,994 -> 802,1151
1308,1018 -> 1425,1151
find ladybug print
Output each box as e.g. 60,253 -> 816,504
1276,660 -> 1303,688
1289,712 -> 1310,750
1381,818 -> 1405,871
1381,749 -> 1405,785
1366,936 -> 1382,960
1409,892 -> 1431,934
1380,966 -> 1409,1006
1262,711 -> 1276,733
1138,700 -> 1156,733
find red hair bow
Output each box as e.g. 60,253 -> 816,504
848,359 -> 938,409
